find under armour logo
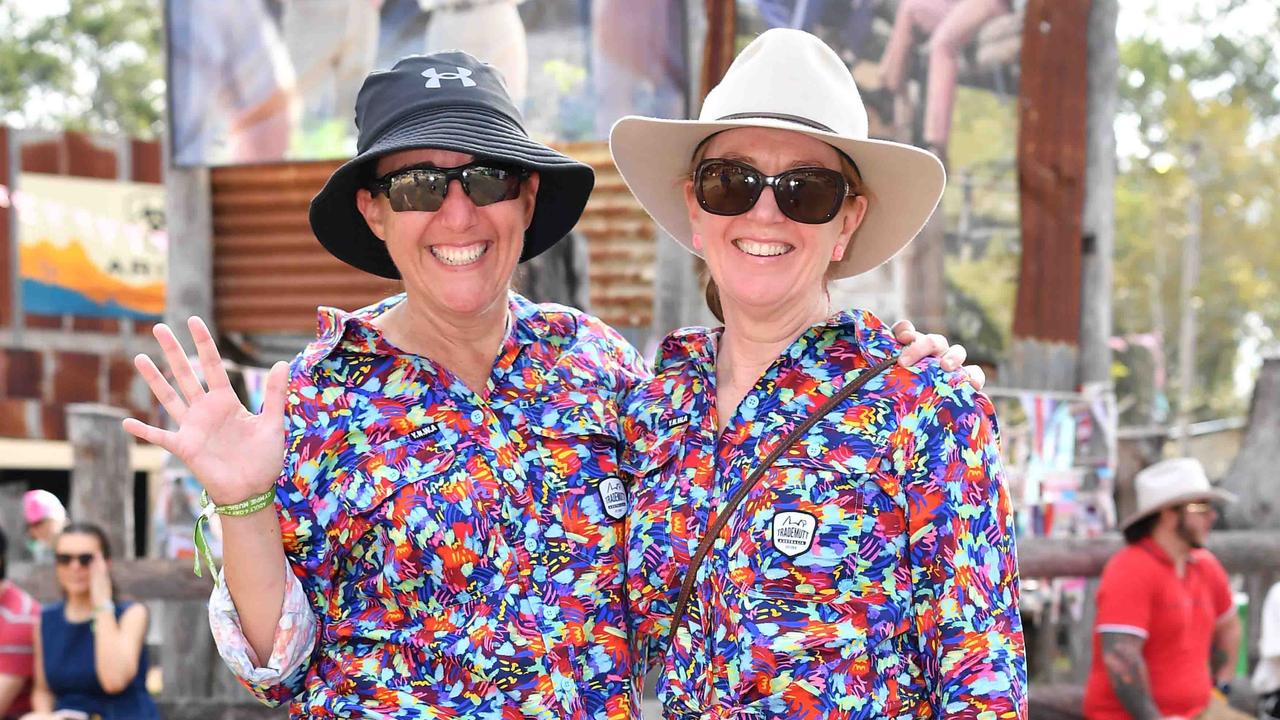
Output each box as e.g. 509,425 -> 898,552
421,67 -> 476,89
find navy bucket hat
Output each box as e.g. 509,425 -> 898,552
310,51 -> 595,279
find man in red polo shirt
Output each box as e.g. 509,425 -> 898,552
0,525 -> 39,720
1084,458 -> 1250,720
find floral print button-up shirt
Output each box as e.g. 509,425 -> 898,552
622,310 -> 1026,719
208,292 -> 648,719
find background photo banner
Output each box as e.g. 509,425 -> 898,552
14,173 -> 167,320
166,0 -> 691,167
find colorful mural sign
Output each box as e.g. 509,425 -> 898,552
11,174 -> 167,320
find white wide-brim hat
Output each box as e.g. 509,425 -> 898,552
1120,457 -> 1237,530
609,28 -> 946,280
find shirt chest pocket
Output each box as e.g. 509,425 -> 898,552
725,455 -> 908,608
522,393 -> 624,519
332,430 -> 511,601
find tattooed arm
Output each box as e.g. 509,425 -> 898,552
1101,632 -> 1165,720
1212,613 -> 1242,685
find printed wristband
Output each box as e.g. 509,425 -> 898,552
192,487 -> 276,579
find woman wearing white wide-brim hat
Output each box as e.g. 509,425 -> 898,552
614,28 -> 1026,719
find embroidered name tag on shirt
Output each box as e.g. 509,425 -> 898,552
771,511 -> 817,557
407,421 -> 441,441
658,415 -> 691,431
599,477 -> 628,520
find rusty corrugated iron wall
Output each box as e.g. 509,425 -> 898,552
210,140 -> 657,334
211,161 -> 398,333
567,141 -> 656,329
1014,0 -> 1090,344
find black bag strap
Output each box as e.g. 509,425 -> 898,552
664,354 -> 899,652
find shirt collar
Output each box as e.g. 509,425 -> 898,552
299,290 -> 547,372
1137,537 -> 1199,567
653,307 -> 897,373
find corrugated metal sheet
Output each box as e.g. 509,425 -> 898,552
211,140 -> 659,333
563,141 -> 657,329
211,161 -> 401,333
1014,0 -> 1089,343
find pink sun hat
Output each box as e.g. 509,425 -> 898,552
23,489 -> 67,526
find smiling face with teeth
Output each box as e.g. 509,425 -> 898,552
355,148 -> 538,320
683,127 -> 868,324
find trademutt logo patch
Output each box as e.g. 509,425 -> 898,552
599,477 -> 628,520
771,511 -> 817,557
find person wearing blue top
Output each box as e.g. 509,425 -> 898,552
20,523 -> 158,720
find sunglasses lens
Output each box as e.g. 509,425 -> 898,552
463,166 -> 523,207
776,169 -> 845,224
697,161 -> 760,215
387,169 -> 447,212
55,554 -> 92,566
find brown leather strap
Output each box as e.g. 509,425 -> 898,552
664,354 -> 899,652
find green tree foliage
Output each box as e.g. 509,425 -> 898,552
944,0 -> 1279,423
0,0 -> 164,138
1114,0 -> 1280,423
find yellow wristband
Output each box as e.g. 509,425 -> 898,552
191,487 -> 276,580
210,487 -> 276,517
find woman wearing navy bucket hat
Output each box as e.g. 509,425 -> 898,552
613,29 -> 1026,718
122,49 -> 977,718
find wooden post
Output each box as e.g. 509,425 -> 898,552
1077,0 -> 1118,389
1004,0 -> 1092,392
903,212 -> 947,332
1068,5 -> 1116,682
162,131 -> 244,710
66,403 -> 134,559
1222,355 -> 1280,529
700,0 -> 736,98
0,483 -> 31,563
165,166 -> 215,344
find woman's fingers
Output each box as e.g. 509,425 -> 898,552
189,317 -> 233,392
133,354 -> 187,423
260,361 -> 290,422
122,418 -> 178,453
891,319 -> 918,344
962,364 -> 987,391
940,343 -> 968,372
152,323 -> 207,406
898,331 -> 949,367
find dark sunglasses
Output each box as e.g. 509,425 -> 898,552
694,158 -> 857,225
368,162 -> 529,212
55,553 -> 95,567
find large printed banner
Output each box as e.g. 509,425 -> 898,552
13,174 -> 167,320
167,0 -> 690,167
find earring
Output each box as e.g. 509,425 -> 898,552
691,233 -> 703,251
832,244 -> 846,261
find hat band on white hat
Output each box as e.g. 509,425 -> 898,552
716,112 -> 835,133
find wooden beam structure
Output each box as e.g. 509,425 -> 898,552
12,530 -> 1278,604
1018,530 -> 1280,578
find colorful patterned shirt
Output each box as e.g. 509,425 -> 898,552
622,310 -> 1026,719
208,292 -> 648,719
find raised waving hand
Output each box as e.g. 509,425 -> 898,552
122,317 -> 289,506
